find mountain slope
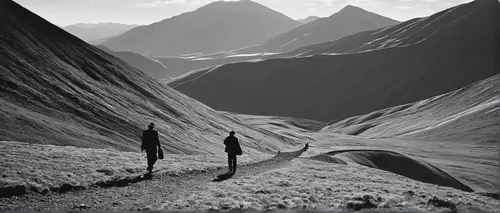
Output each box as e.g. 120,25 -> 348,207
0,0 -> 297,154
325,74 -> 499,143
171,0 -> 500,122
102,0 -> 299,57
63,23 -> 137,44
235,5 -> 399,54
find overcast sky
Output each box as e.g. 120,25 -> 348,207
14,0 -> 471,26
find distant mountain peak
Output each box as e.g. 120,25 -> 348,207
230,1 -> 399,54
335,5 -> 368,15
203,0 -> 255,6
102,0 -> 299,56
200,0 -> 265,9
327,4 -> 398,23
343,5 -> 361,9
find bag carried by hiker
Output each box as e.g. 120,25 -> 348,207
158,147 -> 164,159
236,142 -> 242,156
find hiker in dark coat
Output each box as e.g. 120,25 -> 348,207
141,122 -> 161,173
224,131 -> 242,173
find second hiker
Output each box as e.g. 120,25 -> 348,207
224,130 -> 242,173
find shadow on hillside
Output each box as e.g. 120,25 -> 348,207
212,172 -> 234,182
96,172 -> 153,188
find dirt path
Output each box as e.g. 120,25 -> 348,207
0,147 -> 307,211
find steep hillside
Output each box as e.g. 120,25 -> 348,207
0,0 -> 297,154
171,0 -> 500,122
325,74 -> 499,143
102,0 -> 299,56
235,5 -> 399,54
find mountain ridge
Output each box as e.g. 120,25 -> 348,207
232,4 -> 399,54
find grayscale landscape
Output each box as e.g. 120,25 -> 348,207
0,0 -> 498,212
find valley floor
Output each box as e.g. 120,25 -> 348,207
0,141 -> 498,212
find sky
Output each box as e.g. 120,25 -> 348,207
14,0 -> 472,26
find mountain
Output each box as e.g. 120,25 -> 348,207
97,46 -> 171,80
63,23 -> 138,44
170,0 -> 500,122
233,5 -> 399,54
297,16 -> 320,24
0,0 -> 296,154
102,0 -> 300,57
325,74 -> 499,143
273,1 -> 499,57
148,6 -> 394,79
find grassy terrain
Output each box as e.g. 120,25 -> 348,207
0,141 -> 272,196
162,158 -> 499,212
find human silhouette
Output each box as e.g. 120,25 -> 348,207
141,122 -> 161,173
224,131 -> 242,173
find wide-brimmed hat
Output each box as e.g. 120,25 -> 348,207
148,122 -> 155,128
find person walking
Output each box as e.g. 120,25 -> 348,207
141,122 -> 161,173
224,131 -> 242,173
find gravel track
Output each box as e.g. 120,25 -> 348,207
0,147 -> 307,211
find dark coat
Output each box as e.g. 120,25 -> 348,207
224,135 -> 242,155
142,129 -> 160,153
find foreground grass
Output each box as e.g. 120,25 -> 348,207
0,141 -> 271,196
164,158 -> 499,212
